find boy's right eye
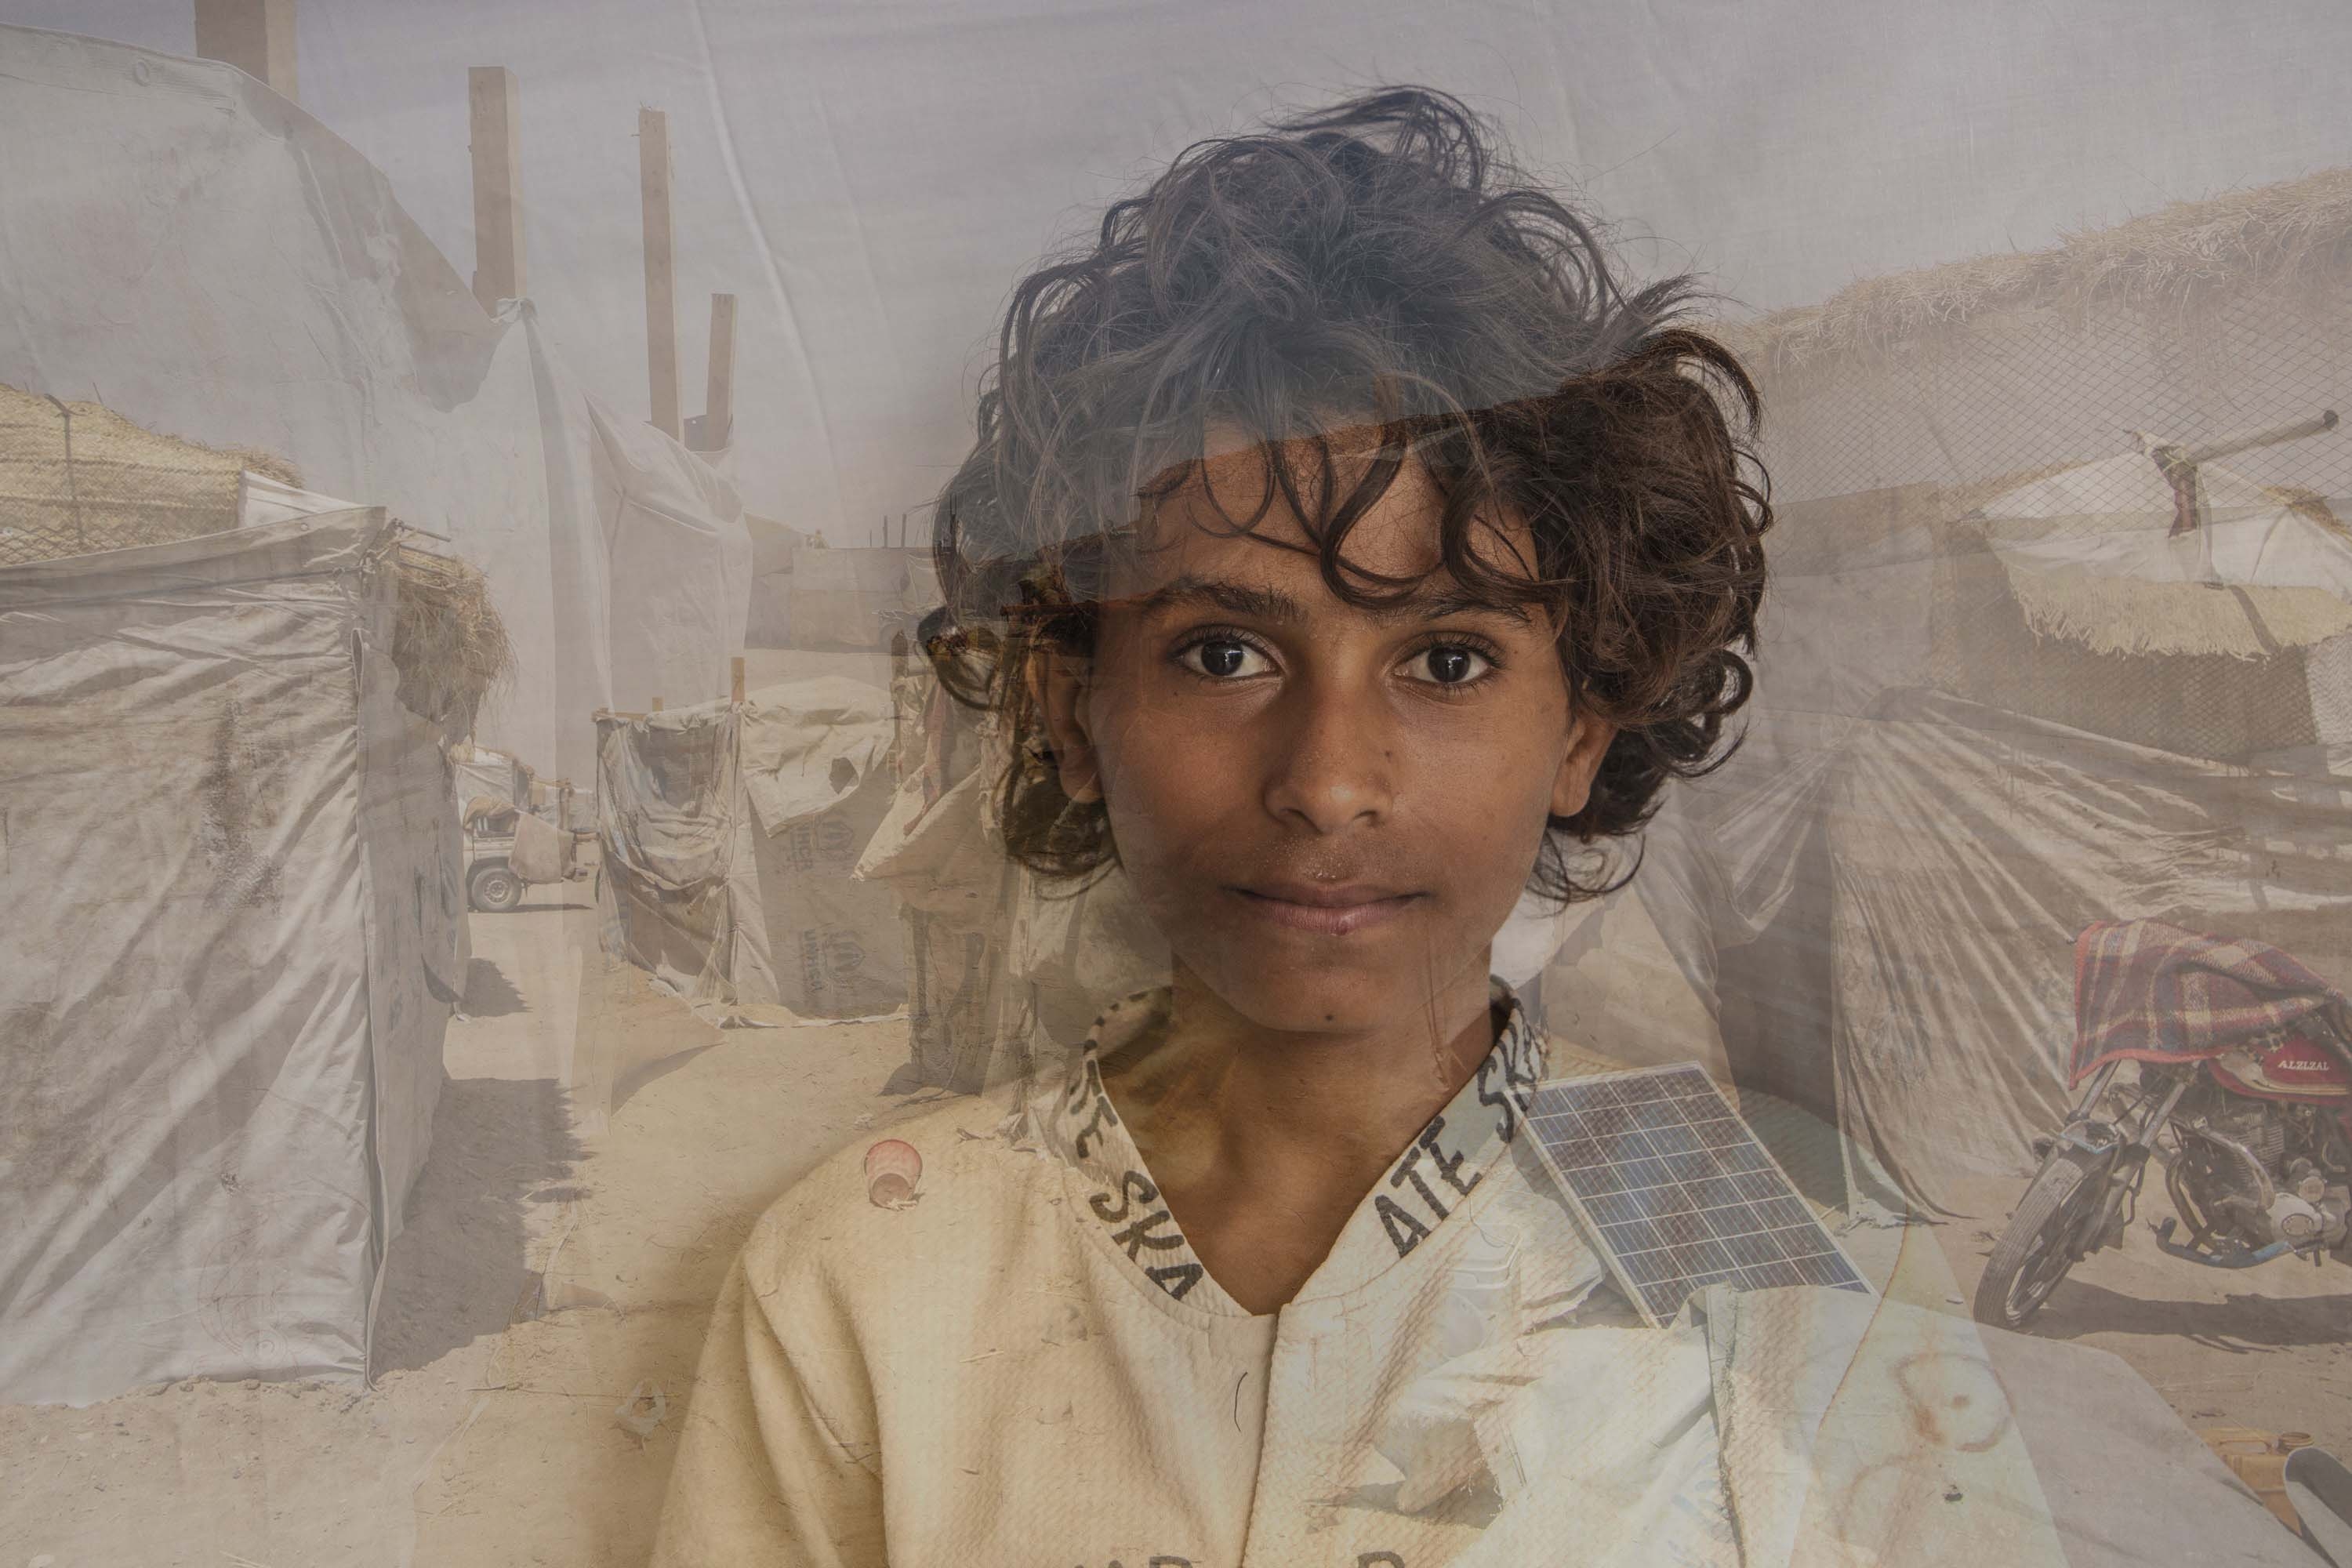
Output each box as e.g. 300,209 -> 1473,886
1177,635 -> 1274,680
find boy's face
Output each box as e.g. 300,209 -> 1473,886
1038,439 -> 1614,1038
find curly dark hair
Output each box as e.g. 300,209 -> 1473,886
925,85 -> 1769,906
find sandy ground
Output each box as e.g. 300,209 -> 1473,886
1930,1170 -> 2352,1457
5,895 -> 2348,1565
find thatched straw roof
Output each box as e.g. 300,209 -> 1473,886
0,383 -> 299,562
2001,557 -> 2352,659
391,539 -> 513,728
0,382 -> 510,726
1715,166 -> 2352,381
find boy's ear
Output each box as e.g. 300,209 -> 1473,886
1548,710 -> 1618,821
1029,649 -> 1102,804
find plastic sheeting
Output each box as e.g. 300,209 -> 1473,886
1712,688 -> 2352,1214
597,677 -> 905,1017
1642,450 -> 2352,1214
589,398 -> 755,716
0,26 -> 762,795
0,508 -> 463,1403
857,746 -> 1172,1091
0,27 -> 614,783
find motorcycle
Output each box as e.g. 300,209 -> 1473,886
1975,918 -> 2352,1330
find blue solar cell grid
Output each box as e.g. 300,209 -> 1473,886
1525,1063 -> 1871,1326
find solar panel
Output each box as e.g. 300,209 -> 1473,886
1523,1063 -> 1872,1327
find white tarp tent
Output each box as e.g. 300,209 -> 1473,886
589,398 -> 756,716
0,25 -> 613,786
597,676 -> 905,1018
0,507 -> 464,1404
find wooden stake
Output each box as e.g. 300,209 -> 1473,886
730,655 -> 746,706
701,292 -> 738,452
467,67 -> 526,312
194,0 -> 298,101
652,696 -> 664,713
639,108 -> 681,441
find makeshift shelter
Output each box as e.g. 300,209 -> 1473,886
0,481 -> 495,1403
1935,443 -> 2352,762
588,398 -> 756,717
853,678 -> 1169,1092
1675,170 -> 2352,1212
597,676 -> 906,1018
0,25 -> 623,786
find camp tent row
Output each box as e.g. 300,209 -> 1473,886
590,647 -> 1173,1105
0,23 -> 759,797
594,675 -> 908,1022
0,24 -> 764,1402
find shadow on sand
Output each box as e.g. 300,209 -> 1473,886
2027,1277 -> 2352,1352
371,1074 -> 585,1374
459,956 -> 529,1018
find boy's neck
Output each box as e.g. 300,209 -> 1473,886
1096,953 -> 1502,1311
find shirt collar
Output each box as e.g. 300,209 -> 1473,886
1034,980 -> 1548,1313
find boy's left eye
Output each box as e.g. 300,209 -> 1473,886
1404,644 -> 1494,686
1177,636 -> 1276,680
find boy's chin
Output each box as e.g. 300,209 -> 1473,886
1222,978 -> 1392,1036
1176,948 -> 1485,1040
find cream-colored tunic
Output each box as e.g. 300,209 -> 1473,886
652,986 -> 2313,1568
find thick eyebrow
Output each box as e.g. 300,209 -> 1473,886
1125,572 -> 1534,627
1392,589 -> 1537,628
1127,574 -> 1306,624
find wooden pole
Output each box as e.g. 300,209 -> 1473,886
700,292 -> 738,452
467,67 -> 526,313
2176,408 -> 2339,467
194,0 -> 298,101
730,655 -> 746,706
639,108 -> 681,441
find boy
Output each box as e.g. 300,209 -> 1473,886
654,89 -> 2306,1568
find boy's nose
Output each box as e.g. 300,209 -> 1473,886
1259,681 -> 1395,833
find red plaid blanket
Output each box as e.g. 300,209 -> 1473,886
2070,919 -> 2352,1086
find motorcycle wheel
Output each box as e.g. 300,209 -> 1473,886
1974,1143 -> 2113,1330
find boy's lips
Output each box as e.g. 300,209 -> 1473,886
1229,881 -> 1423,935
